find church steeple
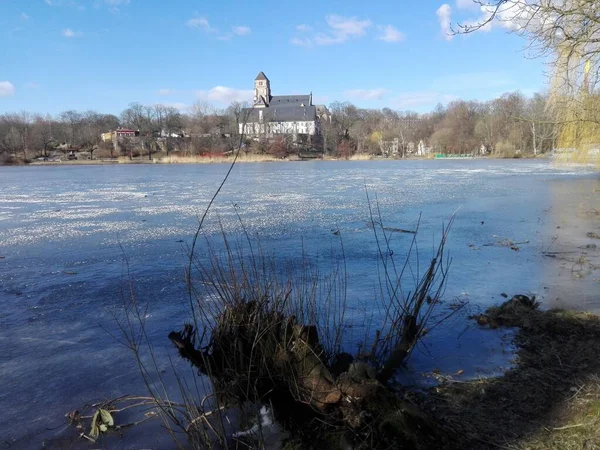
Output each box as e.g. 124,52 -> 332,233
254,72 -> 271,108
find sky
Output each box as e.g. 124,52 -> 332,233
0,0 -> 549,115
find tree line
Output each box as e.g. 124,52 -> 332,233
0,90 -> 560,164
324,91 -> 556,158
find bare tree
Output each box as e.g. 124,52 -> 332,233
60,110 -> 83,147
0,112 -> 33,160
457,1 -> 600,111
121,102 -> 149,133
32,114 -> 56,158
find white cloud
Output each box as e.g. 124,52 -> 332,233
327,15 -> 371,37
233,26 -> 251,36
62,28 -> 82,38
186,17 -> 214,32
25,82 -> 39,89
436,4 -> 453,41
456,0 -> 479,11
317,15 -> 371,44
454,1 -> 538,36
480,2 -> 537,32
344,88 -> 388,101
44,0 -> 85,10
157,89 -> 173,96
187,18 -> 250,40
196,86 -> 253,104
295,15 -> 372,46
291,37 -> 313,47
377,25 -> 405,42
0,81 -> 16,97
21,12 -> 30,20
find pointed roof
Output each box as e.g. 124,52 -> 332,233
255,71 -> 269,82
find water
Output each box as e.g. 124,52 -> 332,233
0,160 -> 598,448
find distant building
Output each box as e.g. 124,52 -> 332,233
101,128 -> 139,143
239,72 -> 329,143
416,140 -> 432,156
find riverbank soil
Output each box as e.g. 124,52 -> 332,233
421,296 -> 600,449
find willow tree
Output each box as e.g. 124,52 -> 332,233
459,0 -> 600,158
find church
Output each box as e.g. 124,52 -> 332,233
239,72 -> 328,142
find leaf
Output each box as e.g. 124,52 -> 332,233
99,424 -> 108,433
89,411 -> 100,439
99,409 -> 114,426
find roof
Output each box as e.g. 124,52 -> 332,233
242,104 -> 317,123
255,71 -> 269,81
269,95 -> 311,107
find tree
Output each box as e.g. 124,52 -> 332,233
0,112 -> 33,160
523,93 -> 557,154
459,1 -> 600,151
329,101 -> 360,139
267,136 -> 288,158
225,101 -> 251,135
32,114 -> 56,158
78,111 -> 119,159
60,110 -> 83,146
154,105 -> 183,156
337,138 -> 356,159
121,103 -> 150,133
459,1 -> 600,85
430,101 -> 479,153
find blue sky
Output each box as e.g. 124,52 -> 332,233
0,0 -> 548,115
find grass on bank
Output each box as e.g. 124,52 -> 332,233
425,297 -> 600,449
157,153 -> 282,164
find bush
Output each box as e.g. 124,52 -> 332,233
0,154 -> 25,165
494,141 -> 518,158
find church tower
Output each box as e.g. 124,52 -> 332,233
253,72 -> 271,108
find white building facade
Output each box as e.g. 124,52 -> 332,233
239,72 -> 327,140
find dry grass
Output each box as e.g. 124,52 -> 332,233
519,379 -> 600,450
153,198 -> 455,449
348,153 -> 375,161
552,148 -> 600,166
158,154 -> 281,164
424,298 -> 600,449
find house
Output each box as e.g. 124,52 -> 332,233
239,72 -> 329,143
158,129 -> 188,139
101,128 -> 139,143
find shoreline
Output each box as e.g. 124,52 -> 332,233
19,154 -> 549,167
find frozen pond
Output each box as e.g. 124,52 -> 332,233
0,160 -> 598,448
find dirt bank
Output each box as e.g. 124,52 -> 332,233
422,296 -> 600,449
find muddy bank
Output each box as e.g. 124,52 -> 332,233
424,295 -> 600,449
